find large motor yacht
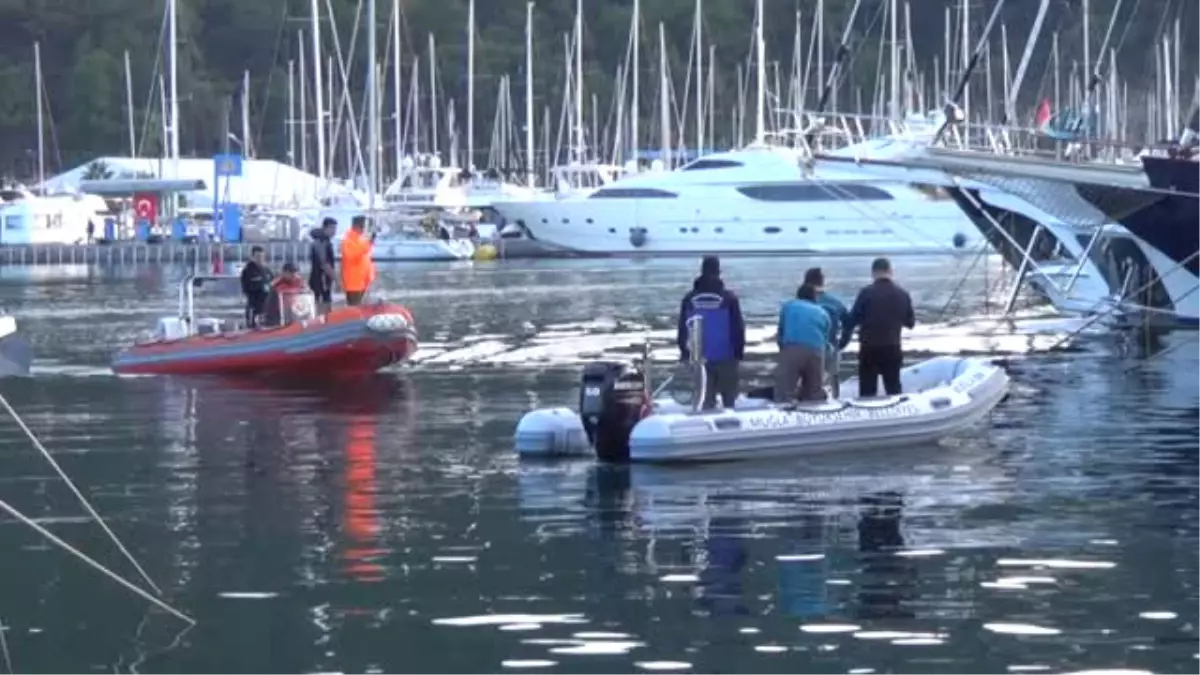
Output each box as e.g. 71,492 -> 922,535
491,142 -> 983,256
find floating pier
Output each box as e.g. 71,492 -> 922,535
0,242 -> 308,267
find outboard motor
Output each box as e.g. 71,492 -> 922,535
578,361 -> 647,463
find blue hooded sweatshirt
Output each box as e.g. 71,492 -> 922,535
815,291 -> 850,348
677,274 -> 746,362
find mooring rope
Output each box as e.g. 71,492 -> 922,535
0,497 -> 194,625
0,392 -> 163,596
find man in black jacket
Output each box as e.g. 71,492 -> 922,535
309,218 -> 337,313
839,257 -> 915,398
239,245 -> 272,327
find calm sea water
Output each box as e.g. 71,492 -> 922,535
0,256 -> 1195,674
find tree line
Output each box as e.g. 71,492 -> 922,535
0,0 -> 1191,178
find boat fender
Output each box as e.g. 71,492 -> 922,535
629,228 -> 648,248
366,313 -> 411,333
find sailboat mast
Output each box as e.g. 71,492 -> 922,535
525,1 -> 535,186
694,0 -> 703,154
310,0 -> 326,182
168,0 -> 180,192
467,0 -> 475,170
241,70 -> 251,157
34,41 -> 44,187
754,0 -> 765,144
299,32 -> 308,173
428,33 -> 438,156
574,0 -> 584,159
392,0 -> 402,177
632,0 -> 640,160
658,22 -> 669,165
288,60 -> 296,165
367,0 -> 378,205
124,50 -> 137,158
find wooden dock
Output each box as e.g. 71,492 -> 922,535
0,241 -> 308,267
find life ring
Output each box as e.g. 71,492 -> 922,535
290,296 -> 315,320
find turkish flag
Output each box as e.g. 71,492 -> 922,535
133,193 -> 158,222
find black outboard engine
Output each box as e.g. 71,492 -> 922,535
578,361 -> 647,463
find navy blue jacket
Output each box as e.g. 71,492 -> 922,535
677,275 -> 746,362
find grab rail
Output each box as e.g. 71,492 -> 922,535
686,314 -> 705,412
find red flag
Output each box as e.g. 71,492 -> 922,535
1034,98 -> 1052,129
211,249 -> 224,274
132,193 -> 158,222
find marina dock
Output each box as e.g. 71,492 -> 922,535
0,241 -> 307,267
0,238 -> 562,266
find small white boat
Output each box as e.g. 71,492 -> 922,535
0,314 -> 32,377
369,236 -> 475,261
513,355 -> 1009,463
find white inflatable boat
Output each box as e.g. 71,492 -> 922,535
513,355 -> 1010,463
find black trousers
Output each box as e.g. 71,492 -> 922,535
857,344 -> 903,398
244,294 -> 267,327
693,360 -> 740,410
345,290 -> 366,306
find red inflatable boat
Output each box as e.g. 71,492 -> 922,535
112,274 -> 418,377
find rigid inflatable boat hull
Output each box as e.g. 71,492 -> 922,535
112,305 -> 418,377
514,356 -> 1009,463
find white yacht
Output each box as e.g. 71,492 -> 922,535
491,143 -> 982,256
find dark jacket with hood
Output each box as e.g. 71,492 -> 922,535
677,274 -> 746,362
308,227 -> 336,283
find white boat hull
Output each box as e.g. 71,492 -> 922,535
336,237 -> 475,262
495,196 -> 981,256
513,356 -> 1009,463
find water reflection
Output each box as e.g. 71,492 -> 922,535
855,492 -> 917,621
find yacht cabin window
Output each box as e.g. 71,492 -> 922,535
588,188 -> 678,199
736,183 -> 894,202
682,158 -> 744,171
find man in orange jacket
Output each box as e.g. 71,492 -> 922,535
340,215 -> 376,306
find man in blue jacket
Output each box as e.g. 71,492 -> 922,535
775,283 -> 831,402
804,267 -> 850,397
677,256 -> 746,410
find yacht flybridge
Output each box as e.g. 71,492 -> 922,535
491,140 -> 983,256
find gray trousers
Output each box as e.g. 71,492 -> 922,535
824,346 -> 841,398
775,344 -> 826,402
693,360 -> 740,410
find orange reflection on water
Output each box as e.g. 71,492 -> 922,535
344,412 -> 386,582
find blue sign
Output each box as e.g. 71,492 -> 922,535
135,220 -> 151,242
104,218 -> 116,240
171,217 -> 187,240
220,203 -> 242,242
213,153 -> 243,178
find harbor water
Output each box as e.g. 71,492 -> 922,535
0,255 -> 1195,673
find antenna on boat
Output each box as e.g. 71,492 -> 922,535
0,392 -> 171,600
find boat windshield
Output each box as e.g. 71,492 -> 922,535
269,289 -> 317,327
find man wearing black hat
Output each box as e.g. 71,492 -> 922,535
838,257 -> 915,397
677,255 -> 747,409
308,217 -> 338,314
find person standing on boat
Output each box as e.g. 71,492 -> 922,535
341,215 -> 377,306
240,245 -> 273,327
803,267 -> 850,398
838,258 -> 915,398
677,255 -> 746,410
308,218 -> 338,314
775,283 -> 831,403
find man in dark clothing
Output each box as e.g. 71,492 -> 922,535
677,255 -> 747,410
239,245 -> 272,327
839,257 -> 915,398
309,218 -> 338,314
